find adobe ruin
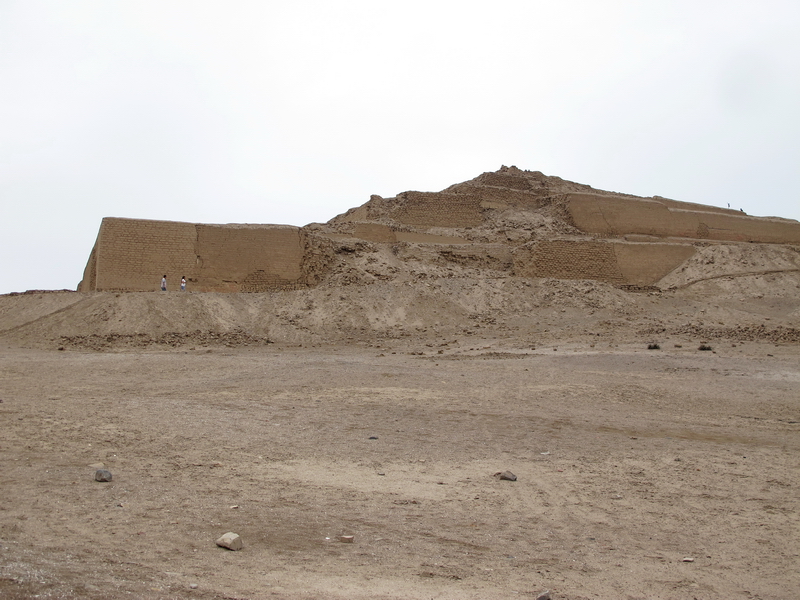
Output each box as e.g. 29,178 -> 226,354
78,166 -> 800,292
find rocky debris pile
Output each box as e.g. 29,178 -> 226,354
58,328 -> 273,351
640,323 -> 800,344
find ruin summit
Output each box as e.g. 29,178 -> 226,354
78,166 -> 800,293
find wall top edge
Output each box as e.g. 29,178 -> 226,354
100,217 -> 300,230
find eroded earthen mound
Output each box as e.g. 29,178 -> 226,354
2,167 -> 799,350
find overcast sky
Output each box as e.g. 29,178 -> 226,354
2,1 -> 799,294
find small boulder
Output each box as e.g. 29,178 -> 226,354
215,532 -> 243,551
496,471 -> 517,481
94,469 -> 112,482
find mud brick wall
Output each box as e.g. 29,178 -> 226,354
195,225 -> 304,292
395,232 -> 469,244
612,243 -> 696,286
393,192 -> 485,228
512,239 -> 697,286
79,218 -> 306,292
353,223 -> 397,243
84,218 -> 197,291
514,240 -> 625,283
474,186 -> 548,208
476,172 -> 535,191
568,194 -> 800,244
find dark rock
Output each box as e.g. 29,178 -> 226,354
94,469 -> 112,482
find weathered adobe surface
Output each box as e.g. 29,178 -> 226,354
77,166 -> 800,293
314,165 -> 800,289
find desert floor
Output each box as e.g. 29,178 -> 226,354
1,332 -> 798,600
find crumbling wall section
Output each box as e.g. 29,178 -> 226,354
77,242 -> 98,292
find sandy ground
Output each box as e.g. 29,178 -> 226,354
5,167 -> 800,599
1,327 -> 799,599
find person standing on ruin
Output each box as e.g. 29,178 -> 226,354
180,276 -> 186,292
161,275 -> 167,291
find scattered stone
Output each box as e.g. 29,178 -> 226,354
215,532 -> 243,551
368,436 -> 378,440
339,535 -> 354,543
94,469 -> 112,482
682,557 -> 695,562
496,471 -> 517,481
536,591 -> 551,600
189,583 -> 199,589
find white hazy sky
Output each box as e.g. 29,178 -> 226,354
2,1 -> 799,294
